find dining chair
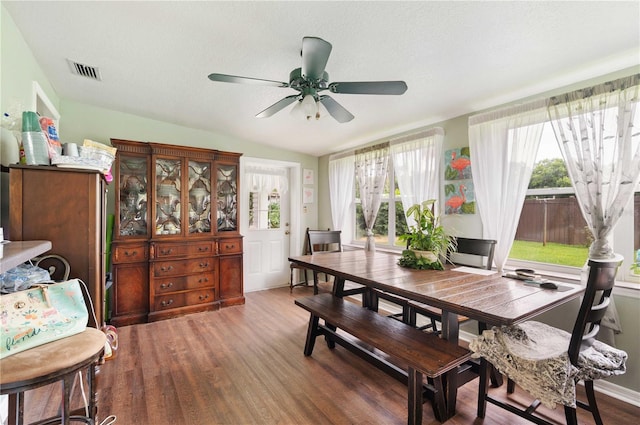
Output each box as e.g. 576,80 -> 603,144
306,230 -> 342,295
289,228 -> 312,292
470,255 -> 627,425
305,230 -> 368,301
409,237 -> 497,332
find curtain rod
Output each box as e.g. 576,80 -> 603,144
548,73 -> 639,106
470,73 -> 640,125
355,142 -> 390,155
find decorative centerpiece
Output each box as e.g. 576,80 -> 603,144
398,200 -> 455,270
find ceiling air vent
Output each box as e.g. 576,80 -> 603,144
67,59 -> 102,81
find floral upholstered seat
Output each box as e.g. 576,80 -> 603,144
469,321 -> 627,409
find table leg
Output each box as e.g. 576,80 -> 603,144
439,310 -> 460,421
478,322 -> 503,387
332,276 -> 346,297
440,310 -> 459,343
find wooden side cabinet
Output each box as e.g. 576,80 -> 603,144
110,242 -> 149,326
8,165 -> 107,328
218,237 -> 243,306
109,139 -> 243,325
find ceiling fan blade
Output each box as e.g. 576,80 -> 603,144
255,95 -> 299,118
328,81 -> 408,95
301,37 -> 332,81
208,73 -> 289,88
319,96 -> 354,123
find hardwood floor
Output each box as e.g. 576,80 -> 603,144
23,286 -> 639,424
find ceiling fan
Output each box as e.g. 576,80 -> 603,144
207,37 -> 407,123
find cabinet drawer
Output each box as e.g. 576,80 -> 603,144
154,289 -> 215,310
153,258 -> 215,277
113,244 -> 148,264
219,238 -> 242,254
154,241 -> 214,259
154,272 -> 216,294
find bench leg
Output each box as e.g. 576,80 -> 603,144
445,367 -> 459,419
303,314 -> 320,356
407,367 -> 423,425
324,321 -> 337,349
429,374 -> 447,423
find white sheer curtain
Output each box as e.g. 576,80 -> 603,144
390,128 -> 444,227
328,153 -> 355,231
355,143 -> 390,251
245,165 -> 288,194
468,100 -> 548,272
548,74 -> 640,260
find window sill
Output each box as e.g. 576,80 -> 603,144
343,243 -> 403,255
505,260 -> 640,295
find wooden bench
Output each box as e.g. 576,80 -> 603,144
295,294 -> 471,424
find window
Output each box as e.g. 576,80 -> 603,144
509,124 -> 589,268
509,121 -> 640,280
338,130 -> 443,250
248,189 -> 281,230
354,161 -> 408,248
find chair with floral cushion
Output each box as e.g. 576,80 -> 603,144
470,255 -> 627,425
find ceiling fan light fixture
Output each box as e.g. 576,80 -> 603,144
301,94 -> 317,120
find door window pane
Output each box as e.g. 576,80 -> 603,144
249,190 -> 280,230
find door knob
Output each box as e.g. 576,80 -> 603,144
285,231 -> 290,235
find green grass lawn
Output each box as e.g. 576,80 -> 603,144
509,240 -> 588,267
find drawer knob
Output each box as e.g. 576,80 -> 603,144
160,282 -> 174,289
225,244 -> 234,249
161,299 -> 174,307
198,246 -> 209,252
160,265 -> 174,272
199,262 -> 209,268
161,248 -> 173,255
125,250 -> 137,256
199,278 -> 209,283
199,294 -> 209,301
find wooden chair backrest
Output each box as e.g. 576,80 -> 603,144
447,237 -> 497,270
307,230 -> 342,254
568,256 -> 621,365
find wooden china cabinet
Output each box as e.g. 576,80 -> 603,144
109,139 -> 243,326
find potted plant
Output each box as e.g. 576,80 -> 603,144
398,200 -> 455,270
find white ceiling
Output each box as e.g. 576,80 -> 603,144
4,1 -> 639,157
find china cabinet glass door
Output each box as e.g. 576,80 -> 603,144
155,158 -> 181,235
118,155 -> 148,236
188,160 -> 212,234
216,163 -> 237,232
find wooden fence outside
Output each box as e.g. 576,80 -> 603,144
516,195 -> 640,248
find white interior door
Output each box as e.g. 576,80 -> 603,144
241,159 -> 300,292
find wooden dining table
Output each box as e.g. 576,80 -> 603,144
289,249 -> 585,418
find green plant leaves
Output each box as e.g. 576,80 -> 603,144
397,249 -> 445,270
